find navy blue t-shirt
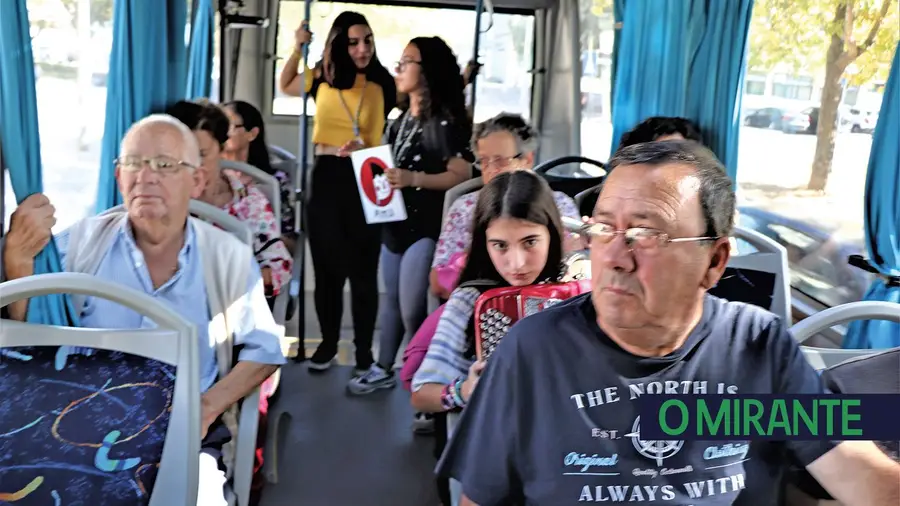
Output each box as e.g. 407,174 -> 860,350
437,293 -> 836,505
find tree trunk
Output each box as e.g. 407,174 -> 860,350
806,8 -> 848,192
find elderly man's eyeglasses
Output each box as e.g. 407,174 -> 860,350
474,154 -> 522,171
116,155 -> 196,174
581,222 -> 719,250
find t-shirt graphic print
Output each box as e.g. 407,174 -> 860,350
437,294 -> 836,506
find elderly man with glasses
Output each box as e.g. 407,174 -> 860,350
2,114 -> 285,505
437,140 -> 900,506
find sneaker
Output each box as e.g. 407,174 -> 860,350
346,364 -> 396,395
352,366 -> 369,378
412,412 -> 435,435
307,345 -> 336,372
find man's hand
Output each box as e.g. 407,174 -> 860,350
4,193 -> 56,270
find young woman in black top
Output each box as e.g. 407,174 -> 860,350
347,36 -> 472,396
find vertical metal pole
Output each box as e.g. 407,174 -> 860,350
218,1 -> 227,102
469,0 -> 485,114
292,0 -> 313,362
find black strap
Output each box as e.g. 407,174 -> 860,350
254,237 -> 282,257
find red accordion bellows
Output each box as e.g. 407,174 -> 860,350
474,280 -> 591,360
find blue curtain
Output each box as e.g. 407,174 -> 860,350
186,0 -> 214,100
0,0 -> 80,326
843,42 -> 900,350
610,0 -> 690,151
683,0 -> 753,183
610,0 -> 754,177
95,0 -> 188,213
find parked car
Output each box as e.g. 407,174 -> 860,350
780,107 -> 816,134
735,206 -> 874,308
743,107 -> 787,129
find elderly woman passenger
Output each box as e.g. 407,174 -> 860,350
428,112 -> 582,300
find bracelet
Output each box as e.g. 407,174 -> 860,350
451,377 -> 466,407
440,384 -> 456,411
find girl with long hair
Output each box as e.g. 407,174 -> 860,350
346,36 -> 473,396
410,170 -> 566,505
278,12 -> 397,374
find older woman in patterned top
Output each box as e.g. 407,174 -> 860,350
428,112 -> 582,301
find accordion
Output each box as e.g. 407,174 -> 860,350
474,280 -> 591,361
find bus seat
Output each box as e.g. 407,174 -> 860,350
574,182 -> 602,217
709,226 -> 792,325
267,144 -> 296,165
220,159 -> 282,235
792,301 -> 900,365
220,159 -> 295,327
102,200 -> 254,247
429,178 -> 485,314
442,177 -> 484,228
0,273 -> 200,506
534,156 -> 606,200
228,387 -> 261,506
785,303 -> 900,505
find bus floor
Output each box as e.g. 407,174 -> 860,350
258,291 -> 441,506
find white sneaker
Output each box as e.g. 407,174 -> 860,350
346,364 -> 396,395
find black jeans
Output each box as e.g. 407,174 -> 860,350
306,155 -> 380,368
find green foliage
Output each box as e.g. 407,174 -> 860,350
748,0 -> 898,85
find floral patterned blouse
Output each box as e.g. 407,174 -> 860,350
431,189 -> 581,269
220,172 -> 293,296
226,169 -> 296,236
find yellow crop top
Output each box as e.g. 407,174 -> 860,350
302,68 -> 389,149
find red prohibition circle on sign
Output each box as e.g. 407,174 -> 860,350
359,156 -> 394,207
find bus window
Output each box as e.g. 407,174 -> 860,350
272,1 -> 536,123
23,4 -> 115,232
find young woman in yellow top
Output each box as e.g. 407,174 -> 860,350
279,12 -> 396,374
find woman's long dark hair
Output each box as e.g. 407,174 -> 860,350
164,100 -> 230,146
225,100 -> 273,175
457,171 -> 565,288
318,11 -> 395,105
402,36 -> 468,128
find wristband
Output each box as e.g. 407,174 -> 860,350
451,377 -> 466,407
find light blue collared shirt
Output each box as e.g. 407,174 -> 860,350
54,219 -> 286,392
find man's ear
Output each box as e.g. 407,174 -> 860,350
700,238 -> 731,290
190,167 -> 208,199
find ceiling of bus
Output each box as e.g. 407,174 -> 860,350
278,0 -> 553,14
